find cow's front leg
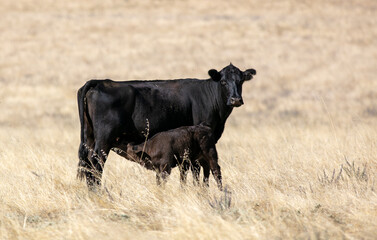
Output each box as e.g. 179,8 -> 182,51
210,163 -> 222,191
203,148 -> 222,191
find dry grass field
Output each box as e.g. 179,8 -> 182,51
1,0 -> 377,239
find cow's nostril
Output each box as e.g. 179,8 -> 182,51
230,97 -> 243,107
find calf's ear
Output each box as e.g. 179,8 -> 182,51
208,69 -> 221,82
243,68 -> 257,81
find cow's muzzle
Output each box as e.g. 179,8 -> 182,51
229,97 -> 244,107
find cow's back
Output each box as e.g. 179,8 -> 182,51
84,78 -> 231,145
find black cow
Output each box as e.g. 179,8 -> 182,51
126,124 -> 222,190
77,64 -> 256,188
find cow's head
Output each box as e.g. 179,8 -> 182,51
208,63 -> 256,107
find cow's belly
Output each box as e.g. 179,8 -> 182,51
132,102 -> 193,137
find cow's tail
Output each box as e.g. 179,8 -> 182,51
77,80 -> 100,180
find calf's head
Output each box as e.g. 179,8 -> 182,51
208,63 -> 256,107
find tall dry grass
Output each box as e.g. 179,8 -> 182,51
1,0 -> 377,239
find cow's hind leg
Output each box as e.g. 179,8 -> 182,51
85,126 -> 115,189
77,103 -> 96,183
77,142 -> 89,180
86,140 -> 111,189
77,140 -> 95,181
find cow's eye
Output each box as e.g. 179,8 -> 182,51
220,80 -> 227,86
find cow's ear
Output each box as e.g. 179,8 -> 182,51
208,69 -> 221,82
243,68 -> 256,81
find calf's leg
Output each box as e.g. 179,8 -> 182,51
201,160 -> 210,187
191,158 -> 201,186
179,160 -> 190,186
156,164 -> 171,186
